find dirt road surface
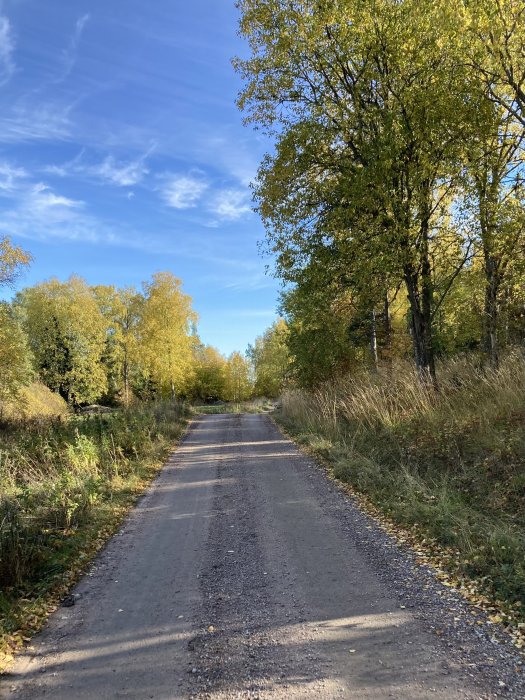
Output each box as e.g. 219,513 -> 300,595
2,413 -> 524,699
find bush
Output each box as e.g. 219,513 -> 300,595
0,400 -> 188,641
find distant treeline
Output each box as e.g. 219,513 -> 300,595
0,237 -> 288,410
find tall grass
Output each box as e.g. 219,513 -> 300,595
0,401 -> 188,662
279,352 -> 525,610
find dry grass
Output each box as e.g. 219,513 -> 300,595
0,382 -> 68,420
0,401 -> 189,670
278,352 -> 525,611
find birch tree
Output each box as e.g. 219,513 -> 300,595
138,272 -> 197,399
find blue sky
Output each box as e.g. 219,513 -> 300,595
0,0 -> 280,355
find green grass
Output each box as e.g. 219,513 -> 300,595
277,353 -> 525,619
0,401 -> 188,669
190,398 -> 275,414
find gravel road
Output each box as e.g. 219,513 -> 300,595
2,413 -> 524,699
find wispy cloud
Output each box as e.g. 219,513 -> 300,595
209,188 -> 252,221
44,146 -> 153,187
0,14 -> 15,86
222,273 -> 275,292
0,100 -> 76,143
0,162 -> 27,192
48,13 -> 90,85
92,145 -> 154,186
161,173 -> 208,209
0,180 -> 100,244
28,183 -> 83,212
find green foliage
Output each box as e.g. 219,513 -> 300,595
192,344 -> 227,401
278,352 -> 525,608
10,271 -> 200,408
17,277 -> 108,405
247,319 -> 289,397
0,303 -> 33,404
235,0 -> 525,383
0,402 -> 188,635
223,351 -> 253,402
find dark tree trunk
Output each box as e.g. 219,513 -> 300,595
383,292 -> 392,355
369,310 -> 378,370
403,204 -> 436,386
483,247 -> 500,369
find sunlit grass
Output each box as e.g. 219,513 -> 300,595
278,352 -> 525,612
0,401 -> 189,670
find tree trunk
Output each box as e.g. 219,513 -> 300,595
123,356 -> 129,405
404,226 -> 436,386
369,310 -> 378,370
483,248 -> 500,369
383,293 -> 392,355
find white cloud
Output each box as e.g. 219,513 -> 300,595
0,101 -> 75,143
58,13 -> 90,83
43,146 -> 153,188
27,183 -> 83,217
209,188 -> 252,221
94,153 -> 149,187
161,174 -> 208,209
0,162 -> 27,191
0,15 -> 15,86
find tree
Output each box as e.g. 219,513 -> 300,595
466,0 -> 525,127
17,277 -> 108,405
93,285 -> 143,403
192,345 -> 227,401
462,101 -> 525,366
0,237 -> 31,287
236,0 -> 474,383
137,272 -> 197,399
248,320 -> 290,397
0,302 -> 33,404
0,237 -> 33,403
223,352 -> 252,402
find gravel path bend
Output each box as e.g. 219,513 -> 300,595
2,413 -> 524,699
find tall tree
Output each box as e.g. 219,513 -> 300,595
223,352 -> 253,402
236,0 -> 473,382
463,100 -> 525,366
0,237 -> 33,403
0,302 -> 33,404
248,319 -> 290,397
137,272 -> 197,399
93,285 -> 143,403
17,277 -> 108,405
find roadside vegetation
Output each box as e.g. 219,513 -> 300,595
233,0 -> 525,639
0,402 -> 188,669
0,237 -> 287,670
277,356 -> 525,627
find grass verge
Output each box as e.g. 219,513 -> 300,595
190,398 -> 275,415
276,353 -> 525,648
0,401 -> 189,672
